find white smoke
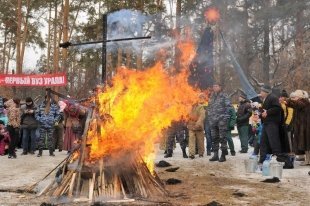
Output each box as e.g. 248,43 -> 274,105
107,9 -> 149,39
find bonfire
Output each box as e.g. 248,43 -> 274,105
31,41 -> 200,204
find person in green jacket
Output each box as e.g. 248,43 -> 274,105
227,106 -> 236,156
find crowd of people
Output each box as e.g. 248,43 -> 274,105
1,83 -> 309,172
0,95 -> 86,158
161,83 -> 310,169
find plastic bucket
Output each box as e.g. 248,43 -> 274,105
244,159 -> 258,173
270,162 -> 284,178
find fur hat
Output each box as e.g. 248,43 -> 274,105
261,85 -> 272,94
303,90 -> 309,99
290,90 -> 305,99
280,90 -> 288,98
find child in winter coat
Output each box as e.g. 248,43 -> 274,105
0,120 -> 10,155
249,110 -> 262,156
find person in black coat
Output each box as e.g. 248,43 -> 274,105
20,97 -> 38,155
258,85 -> 282,164
236,93 -> 252,153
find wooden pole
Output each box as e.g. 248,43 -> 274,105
75,108 -> 94,196
102,14 -> 107,84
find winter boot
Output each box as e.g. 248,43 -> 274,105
37,149 -> 43,157
164,149 -> 172,158
300,151 -> 310,166
218,153 -> 226,162
295,155 -> 305,161
209,151 -> 219,161
49,149 -> 55,157
182,148 -> 188,158
207,150 -> 211,156
219,150 -> 228,162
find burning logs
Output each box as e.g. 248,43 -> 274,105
39,153 -> 168,203
36,108 -> 167,203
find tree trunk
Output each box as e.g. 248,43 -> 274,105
295,8 -> 304,68
6,33 -> 13,74
2,28 -> 7,73
126,48 -> 131,67
69,1 -> 84,40
53,0 -> 60,99
53,0 -> 59,74
62,0 -> 69,73
47,2 -> 52,72
16,0 -> 22,74
136,50 -> 143,70
20,0 -> 31,71
107,52 -> 113,79
117,48 -> 122,68
174,0 -> 182,72
239,0 -> 251,77
262,17 -> 270,84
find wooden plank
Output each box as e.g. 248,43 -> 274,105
75,108 -> 94,196
68,172 -> 76,197
89,173 -> 96,202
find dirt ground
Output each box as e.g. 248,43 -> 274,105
0,137 -> 309,206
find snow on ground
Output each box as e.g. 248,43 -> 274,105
0,136 -> 309,205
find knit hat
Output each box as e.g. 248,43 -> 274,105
261,85 -> 272,94
280,90 -> 288,98
25,97 -> 33,103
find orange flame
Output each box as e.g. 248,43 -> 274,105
177,38 -> 196,69
204,7 -> 220,24
86,41 -> 200,173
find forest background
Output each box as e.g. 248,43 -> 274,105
0,0 -> 309,100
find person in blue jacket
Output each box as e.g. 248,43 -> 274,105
35,95 -> 60,157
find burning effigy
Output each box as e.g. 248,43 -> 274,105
32,41 -> 201,204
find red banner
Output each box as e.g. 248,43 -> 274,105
0,73 -> 67,87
